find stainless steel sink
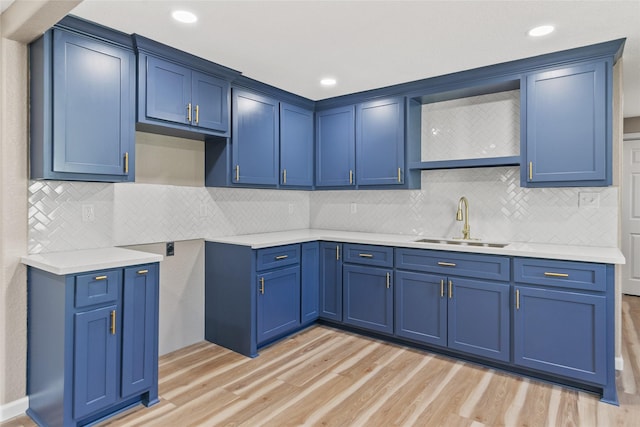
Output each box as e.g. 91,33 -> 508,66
413,238 -> 509,248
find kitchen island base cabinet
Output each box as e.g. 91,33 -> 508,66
27,263 -> 159,427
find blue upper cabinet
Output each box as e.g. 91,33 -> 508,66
356,97 -> 405,186
280,103 -> 314,187
30,25 -> 135,182
232,89 -> 279,186
316,106 -> 356,187
141,55 -> 229,136
522,60 -> 610,187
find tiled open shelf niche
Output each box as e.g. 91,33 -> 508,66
421,89 -> 520,162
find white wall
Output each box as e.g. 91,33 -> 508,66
125,240 -> 205,356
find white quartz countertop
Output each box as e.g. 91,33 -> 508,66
206,229 -> 626,264
21,247 -> 164,275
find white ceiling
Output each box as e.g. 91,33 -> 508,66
70,0 -> 640,117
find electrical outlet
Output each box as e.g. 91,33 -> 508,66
288,203 -> 294,215
579,192 -> 600,208
81,204 -> 95,222
350,203 -> 357,214
166,241 -> 175,256
199,203 -> 208,218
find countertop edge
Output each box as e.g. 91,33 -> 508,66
22,248 -> 164,275
205,230 -> 626,265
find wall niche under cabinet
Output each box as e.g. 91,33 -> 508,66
421,89 -> 521,162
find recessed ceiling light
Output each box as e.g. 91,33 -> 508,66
320,78 -> 337,87
172,10 -> 198,24
528,25 -> 555,37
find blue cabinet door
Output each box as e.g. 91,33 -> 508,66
395,271 -> 447,347
145,56 -> 191,125
280,103 -> 314,187
319,242 -> 343,321
447,277 -> 510,362
524,60 -> 608,186
301,242 -> 320,325
514,286 -> 606,384
316,106 -> 356,187
52,30 -> 133,177
232,89 -> 279,186
121,265 -> 158,398
343,264 -> 393,334
73,304 -> 118,419
192,71 -> 229,133
356,97 -> 405,186
257,266 -> 301,344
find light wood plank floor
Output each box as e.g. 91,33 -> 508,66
5,295 -> 640,426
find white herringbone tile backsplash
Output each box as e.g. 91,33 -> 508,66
28,167 -> 618,253
422,90 -> 520,161
310,167 -> 618,247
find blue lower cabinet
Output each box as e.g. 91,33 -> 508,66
395,271 -> 447,347
205,242 -> 307,356
343,264 -> 393,334
73,305 -> 119,419
514,286 -> 606,384
121,266 -> 158,398
319,242 -> 343,321
257,266 -> 301,344
301,242 -> 320,325
447,277 -> 510,362
27,263 -> 159,427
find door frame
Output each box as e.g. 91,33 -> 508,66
621,132 -> 640,296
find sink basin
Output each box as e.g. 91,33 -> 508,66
414,238 -> 509,248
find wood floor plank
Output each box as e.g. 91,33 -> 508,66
4,295 -> 640,427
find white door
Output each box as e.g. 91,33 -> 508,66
622,133 -> 640,296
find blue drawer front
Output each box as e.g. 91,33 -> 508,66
75,269 -> 120,308
395,248 -> 510,282
256,244 -> 300,271
343,244 -> 393,267
513,258 -> 606,292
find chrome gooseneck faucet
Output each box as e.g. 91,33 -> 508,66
456,196 -> 471,240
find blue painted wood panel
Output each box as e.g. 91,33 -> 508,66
447,277 -> 510,362
319,242 -> 343,321
395,271 -> 447,347
514,286 -> 606,384
232,89 -> 279,186
343,244 -> 394,268
121,265 -> 158,398
301,242 -> 320,325
513,258 -> 607,292
257,266 -> 301,344
356,97 -> 405,186
205,242 -> 257,357
52,29 -> 133,177
256,244 -> 301,271
145,56 -> 191,125
524,60 -> 608,186
192,71 -> 229,132
316,106 -> 355,187
280,103 -> 314,187
73,305 -> 119,419
343,264 -> 393,334
75,269 -> 120,308
395,248 -> 510,282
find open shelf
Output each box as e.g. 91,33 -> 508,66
409,156 -> 521,171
